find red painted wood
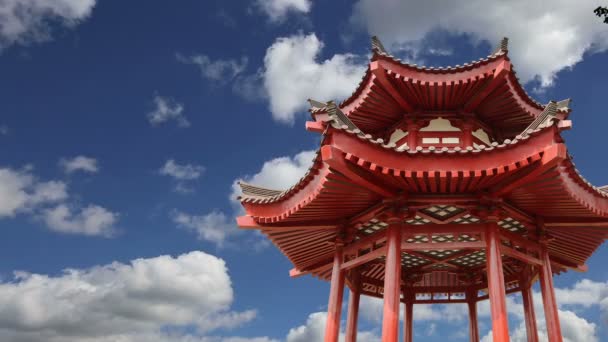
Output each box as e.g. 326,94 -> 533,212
324,246 -> 345,342
345,271 -> 360,342
404,301 -> 413,342
382,222 -> 402,342
521,284 -> 539,342
467,297 -> 479,342
485,222 -> 510,341
540,246 -> 563,342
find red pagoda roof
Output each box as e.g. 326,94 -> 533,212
236,37 -> 607,291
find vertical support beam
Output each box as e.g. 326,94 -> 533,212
403,301 -> 413,342
462,121 -> 474,148
485,221 -> 510,341
406,119 -> 420,149
345,269 -> 361,342
467,290 -> 479,342
521,282 -> 539,342
324,244 -> 345,342
382,221 -> 402,342
540,245 -> 563,342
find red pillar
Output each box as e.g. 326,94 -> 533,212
403,301 -> 413,342
382,222 -> 402,342
406,120 -> 420,149
540,246 -> 563,342
467,291 -> 479,342
345,270 -> 361,342
462,121 -> 474,148
324,245 -> 345,342
485,222 -> 510,341
521,283 -> 539,342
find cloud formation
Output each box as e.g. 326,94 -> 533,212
159,159 -> 205,193
0,251 -> 265,342
147,96 -> 190,128
60,156 -> 99,174
0,0 -> 96,49
177,54 -> 248,84
0,166 -> 118,236
351,0 -> 608,88
255,0 -> 311,22
262,33 -> 366,123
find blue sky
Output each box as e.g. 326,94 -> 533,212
0,1 -> 607,341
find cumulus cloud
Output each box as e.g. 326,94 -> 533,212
147,95 -> 189,128
230,149 -> 316,203
0,251 -> 268,342
0,166 -> 118,236
172,210 -> 236,247
255,0 -> 311,22
60,156 -> 99,174
350,0 -> 608,88
177,54 -> 248,83
0,167 -> 67,217
262,33 -> 366,123
42,204 -> 118,237
0,0 -> 96,49
286,312 -> 379,342
159,159 -> 205,194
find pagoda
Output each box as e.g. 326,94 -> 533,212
236,37 -> 608,342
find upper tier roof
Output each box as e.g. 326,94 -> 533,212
310,37 -> 570,137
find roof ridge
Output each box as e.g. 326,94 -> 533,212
521,101 -> 559,136
371,36 -> 388,54
493,37 -> 509,55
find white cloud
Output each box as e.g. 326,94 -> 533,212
262,33 -> 366,123
43,204 -> 118,237
285,312 -> 379,342
0,251 -> 268,342
172,210 -> 236,247
177,54 -> 248,83
159,160 -> 204,181
159,159 -> 205,194
147,96 -> 189,128
230,150 -> 316,203
0,167 -> 67,217
351,0 -> 608,88
255,0 -> 311,22
0,0 -> 96,49
60,156 -> 99,174
0,166 -> 119,237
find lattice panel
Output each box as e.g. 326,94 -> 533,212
498,217 -> 527,233
420,249 -> 461,259
420,205 -> 465,221
401,252 -> 430,268
449,250 -> 487,268
453,214 -> 481,224
405,216 -> 431,225
358,219 -> 388,235
405,234 -> 429,243
458,233 -> 479,242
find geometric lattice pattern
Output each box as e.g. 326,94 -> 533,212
420,249 -> 460,259
401,252 -> 430,267
420,205 -> 465,221
358,219 -> 388,235
405,216 -> 431,225
449,250 -> 487,268
498,217 -> 527,233
453,214 -> 481,224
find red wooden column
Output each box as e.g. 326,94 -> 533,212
466,290 -> 479,342
461,120 -> 474,148
324,243 -> 345,342
539,243 -> 563,342
485,220 -> 510,341
403,300 -> 413,342
345,269 -> 361,342
382,219 -> 402,342
521,281 -> 539,342
406,119 -> 420,148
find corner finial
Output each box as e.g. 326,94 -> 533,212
307,99 -> 328,109
494,37 -> 509,54
371,36 -> 388,54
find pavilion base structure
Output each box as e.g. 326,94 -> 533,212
319,218 -> 571,342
